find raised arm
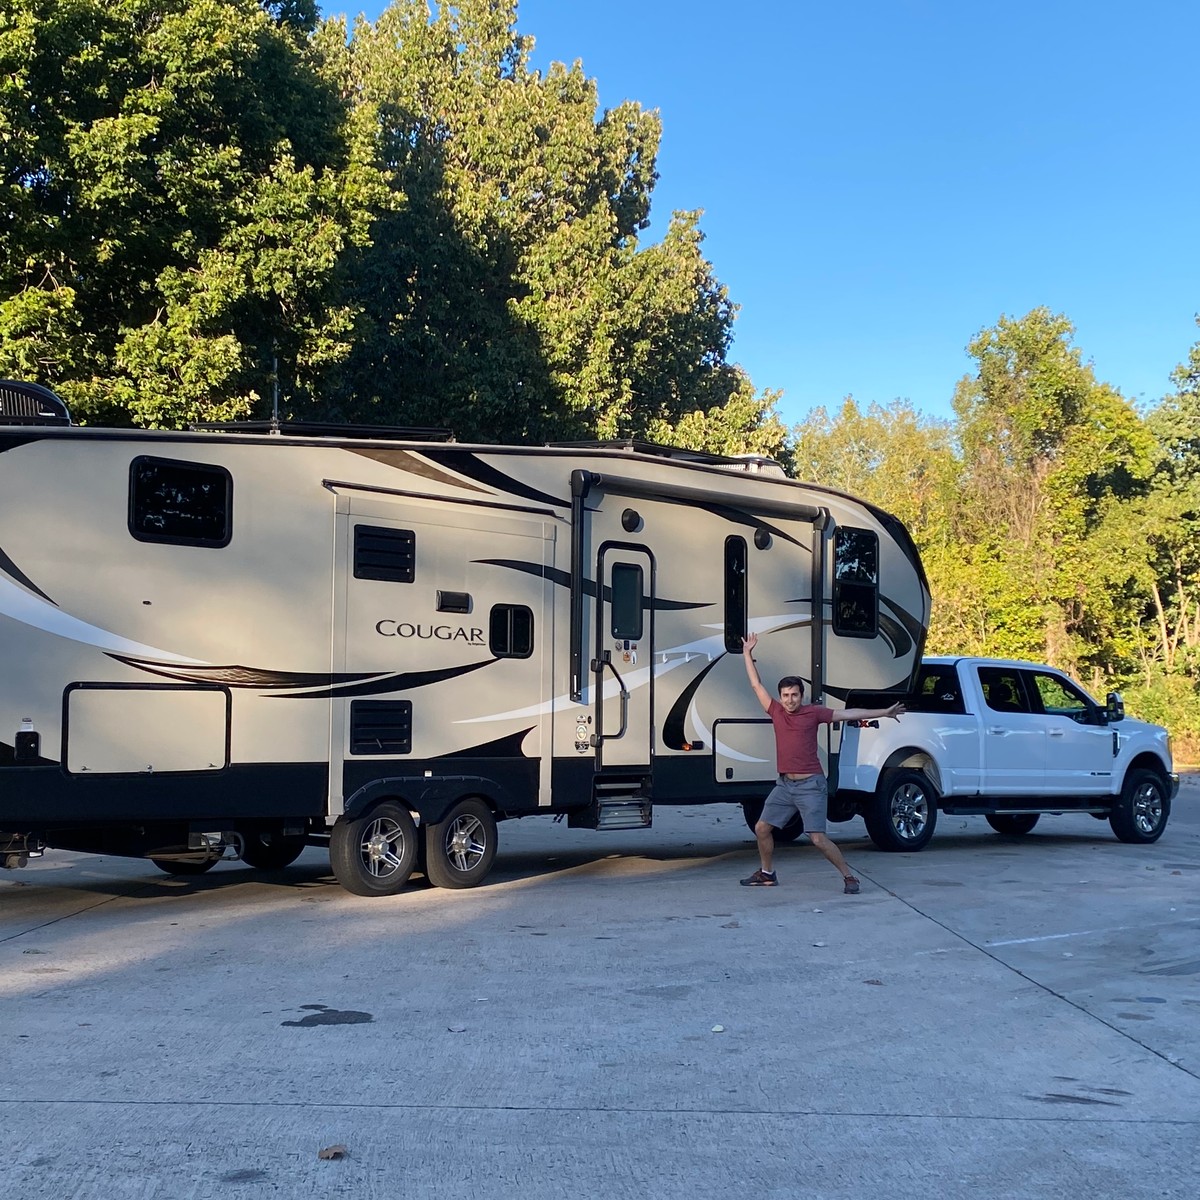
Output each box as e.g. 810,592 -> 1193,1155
840,701 -> 906,722
742,632 -> 773,714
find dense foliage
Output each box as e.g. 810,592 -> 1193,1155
794,308 -> 1200,756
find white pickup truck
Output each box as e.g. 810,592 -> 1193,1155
828,656 -> 1179,852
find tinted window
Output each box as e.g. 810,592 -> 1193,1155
977,667 -> 1031,714
610,563 -> 644,641
490,604 -> 534,658
910,665 -> 965,714
723,536 -> 747,653
354,525 -> 416,582
130,457 -> 231,547
833,526 -> 878,637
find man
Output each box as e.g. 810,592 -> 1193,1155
739,632 -> 905,893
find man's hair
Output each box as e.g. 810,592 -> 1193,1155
777,675 -> 805,696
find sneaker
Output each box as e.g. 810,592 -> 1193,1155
740,869 -> 778,887
843,875 -> 860,895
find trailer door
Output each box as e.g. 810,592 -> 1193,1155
593,545 -> 654,770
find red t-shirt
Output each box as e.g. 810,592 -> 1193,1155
768,698 -> 835,776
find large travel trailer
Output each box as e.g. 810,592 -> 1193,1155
0,380 -> 931,895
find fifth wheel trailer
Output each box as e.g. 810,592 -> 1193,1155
0,380 -> 931,894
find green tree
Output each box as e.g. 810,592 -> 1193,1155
327,0 -> 784,451
0,0 -> 383,426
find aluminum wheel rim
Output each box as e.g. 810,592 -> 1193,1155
1133,783 -> 1163,836
890,784 -> 930,841
361,817 -> 408,879
444,815 -> 487,872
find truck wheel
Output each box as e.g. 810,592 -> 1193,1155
1110,769 -> 1171,844
240,831 -> 307,871
423,798 -> 497,889
330,801 -> 417,896
985,813 -> 1040,836
740,798 -> 805,844
865,769 -> 937,852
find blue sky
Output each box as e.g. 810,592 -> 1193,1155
327,1 -> 1200,426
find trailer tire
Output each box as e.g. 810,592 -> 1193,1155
330,801 -> 417,896
150,854 -> 221,876
1109,769 -> 1171,844
865,769 -> 937,852
985,813 -> 1040,836
423,798 -> 498,889
240,831 -> 307,871
740,798 -> 805,844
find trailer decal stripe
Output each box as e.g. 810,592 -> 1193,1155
421,451 -> 569,508
0,545 -> 55,605
105,655 -> 389,692
441,727 -> 536,758
661,656 -> 723,749
274,658 -> 497,700
473,559 -> 711,611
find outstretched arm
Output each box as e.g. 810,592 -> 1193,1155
840,702 -> 906,722
742,633 -> 773,714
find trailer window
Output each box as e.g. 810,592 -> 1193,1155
723,536 -> 747,653
129,457 -> 232,547
354,525 -> 416,582
610,563 -> 644,641
349,700 -> 412,755
490,604 -> 534,658
832,527 -> 878,637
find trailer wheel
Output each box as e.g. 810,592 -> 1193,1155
240,831 -> 307,871
423,798 -> 498,889
865,769 -> 937,852
985,813 -> 1040,836
330,801 -> 417,896
740,799 -> 805,844
1110,769 -> 1170,844
150,854 -> 221,876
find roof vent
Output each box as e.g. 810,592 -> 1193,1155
0,380 -> 72,426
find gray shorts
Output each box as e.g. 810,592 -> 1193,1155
761,775 -> 827,834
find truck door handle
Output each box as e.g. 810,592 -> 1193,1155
988,727 -> 1007,735
1049,729 -> 1064,737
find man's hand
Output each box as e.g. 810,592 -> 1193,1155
742,632 -> 758,655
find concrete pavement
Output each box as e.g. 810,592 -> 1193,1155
3,779 -> 1198,1198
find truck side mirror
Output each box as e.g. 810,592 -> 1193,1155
1105,691 -> 1124,723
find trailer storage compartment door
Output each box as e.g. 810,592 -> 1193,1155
64,684 -> 230,774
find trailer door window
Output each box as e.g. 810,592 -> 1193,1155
129,457 -> 232,547
832,526 -> 878,637
723,536 -> 747,653
490,604 -> 534,658
610,563 -> 644,641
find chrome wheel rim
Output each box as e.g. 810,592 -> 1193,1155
890,784 -> 930,841
444,814 -> 487,873
1133,782 -> 1163,836
360,817 -> 409,879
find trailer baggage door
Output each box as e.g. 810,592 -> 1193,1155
592,546 -> 654,770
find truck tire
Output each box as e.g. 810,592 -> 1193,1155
423,798 -> 498,889
1110,769 -> 1171,844
985,813 -> 1040,836
330,801 -> 417,896
240,831 -> 307,871
865,769 -> 937,852
740,798 -> 805,844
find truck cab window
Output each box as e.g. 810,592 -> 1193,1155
723,536 -> 747,653
977,668 -> 1030,714
1028,671 -> 1092,721
129,456 -> 232,547
833,526 -> 878,637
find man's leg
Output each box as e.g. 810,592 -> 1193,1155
808,831 -> 853,879
754,819 -> 776,873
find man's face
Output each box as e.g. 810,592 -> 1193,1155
778,685 -> 803,713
